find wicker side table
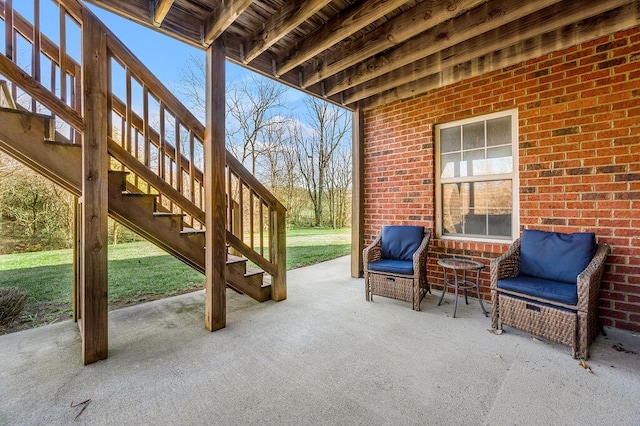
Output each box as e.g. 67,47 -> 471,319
437,257 -> 487,318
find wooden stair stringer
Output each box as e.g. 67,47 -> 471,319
0,108 -> 81,196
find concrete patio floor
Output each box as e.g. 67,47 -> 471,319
1,255 -> 639,425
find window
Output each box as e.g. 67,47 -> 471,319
435,110 -> 518,241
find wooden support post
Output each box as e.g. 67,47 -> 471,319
351,106 -> 364,278
72,196 -> 81,321
81,11 -> 109,364
204,39 -> 226,331
271,206 -> 287,301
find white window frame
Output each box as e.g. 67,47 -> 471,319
435,109 -> 519,243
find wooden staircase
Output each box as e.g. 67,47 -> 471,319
0,107 -> 271,302
0,0 -> 286,363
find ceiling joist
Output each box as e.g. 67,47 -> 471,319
202,0 -> 253,46
302,0 -> 486,88
276,0 -> 409,77
151,0 -> 174,27
243,0 -> 332,64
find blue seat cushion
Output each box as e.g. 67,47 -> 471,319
519,229 -> 596,284
381,226 -> 424,262
497,275 -> 578,306
368,259 -> 414,275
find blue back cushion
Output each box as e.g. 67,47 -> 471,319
519,229 -> 596,284
381,226 -> 424,262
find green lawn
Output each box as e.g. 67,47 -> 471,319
0,228 -> 351,311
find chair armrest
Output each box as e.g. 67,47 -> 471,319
576,243 -> 611,312
363,233 -> 382,270
412,228 -> 431,275
490,238 -> 521,291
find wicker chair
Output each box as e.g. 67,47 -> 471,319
491,230 -> 610,359
363,226 -> 431,311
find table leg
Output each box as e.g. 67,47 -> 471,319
475,269 -> 488,317
453,271 -> 459,318
438,268 -> 448,307
463,269 -> 469,305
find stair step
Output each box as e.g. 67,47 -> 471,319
153,212 -> 185,218
226,254 -> 247,265
44,140 -> 81,147
246,266 -> 270,288
180,228 -> 205,235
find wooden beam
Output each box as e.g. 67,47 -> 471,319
345,0 -> 633,105
276,0 -> 408,77
303,0 -> 486,87
270,206 -> 287,301
202,0 -> 252,46
204,39 -> 227,331
151,0 -> 175,27
84,0 -> 203,49
326,0 -> 563,97
81,10 -> 109,365
351,106 -> 365,278
243,0 -> 332,64
363,2 -> 640,110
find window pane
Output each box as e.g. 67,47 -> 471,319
441,153 -> 461,178
461,149 -> 483,177
442,183 -> 463,235
464,208 -> 487,235
486,145 -> 513,174
442,180 -> 512,238
463,122 -> 484,150
487,116 -> 511,147
441,127 -> 461,153
485,179 -> 513,237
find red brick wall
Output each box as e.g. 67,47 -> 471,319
363,26 -> 640,332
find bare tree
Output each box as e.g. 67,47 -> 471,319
294,97 -> 350,227
327,144 -> 352,228
177,54 -> 206,120
226,75 -> 289,174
